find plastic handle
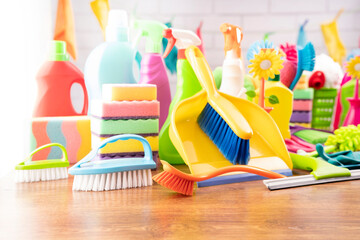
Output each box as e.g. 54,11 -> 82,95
75,134 -> 153,168
290,153 -> 350,180
185,46 -> 218,96
25,143 -> 68,164
99,134 -> 152,160
185,45 -> 253,139
81,83 -> 89,115
160,160 -> 286,182
162,28 -> 176,58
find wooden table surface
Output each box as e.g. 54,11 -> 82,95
1,167 -> 360,239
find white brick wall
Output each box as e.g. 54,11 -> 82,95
51,0 -> 360,95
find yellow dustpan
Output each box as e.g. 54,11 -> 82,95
169,46 -> 292,187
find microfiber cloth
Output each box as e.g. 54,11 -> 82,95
290,125 -> 333,144
316,144 -> 360,170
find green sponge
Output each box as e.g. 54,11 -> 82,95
91,118 -> 159,135
293,89 -> 314,99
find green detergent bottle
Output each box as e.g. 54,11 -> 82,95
159,28 -> 202,164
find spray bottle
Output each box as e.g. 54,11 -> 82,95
84,10 -> 141,104
33,40 -> 88,117
134,20 -> 171,129
159,28 -> 201,164
219,23 -> 246,98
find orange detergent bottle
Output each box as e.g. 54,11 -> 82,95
33,41 -> 88,117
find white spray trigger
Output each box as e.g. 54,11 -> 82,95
172,29 -> 201,49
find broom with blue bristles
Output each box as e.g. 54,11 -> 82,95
186,46 -> 253,165
289,42 -> 315,90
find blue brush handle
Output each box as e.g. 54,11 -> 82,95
72,134 -> 153,168
289,65 -> 303,90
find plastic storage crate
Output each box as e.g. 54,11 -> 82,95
311,88 -> 337,130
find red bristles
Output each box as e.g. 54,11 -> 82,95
280,43 -> 298,63
153,171 -> 195,196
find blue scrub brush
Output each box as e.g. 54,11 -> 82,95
289,42 -> 315,90
69,134 -> 156,191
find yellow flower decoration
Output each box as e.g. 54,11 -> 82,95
248,48 -> 284,79
346,56 -> 360,79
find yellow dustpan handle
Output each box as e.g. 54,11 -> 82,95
185,46 -> 218,96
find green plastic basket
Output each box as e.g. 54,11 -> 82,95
311,88 -> 338,130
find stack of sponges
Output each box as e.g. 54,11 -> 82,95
91,84 -> 160,167
290,88 -> 314,128
30,116 -> 91,164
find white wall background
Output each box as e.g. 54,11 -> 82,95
52,0 -> 360,95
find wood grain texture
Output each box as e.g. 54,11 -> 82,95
1,168 -> 360,239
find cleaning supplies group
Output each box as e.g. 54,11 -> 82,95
21,6 -> 360,196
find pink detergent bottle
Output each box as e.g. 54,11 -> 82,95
134,20 -> 171,128
33,41 -> 88,117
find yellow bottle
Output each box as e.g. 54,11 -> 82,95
254,75 -> 293,139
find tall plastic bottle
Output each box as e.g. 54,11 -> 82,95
84,10 -> 140,105
159,29 -> 202,164
33,40 -> 88,117
254,75 -> 293,139
219,23 -> 246,98
134,20 -> 170,129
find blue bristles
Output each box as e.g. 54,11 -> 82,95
197,103 -> 250,165
246,40 -> 274,62
347,49 -> 360,61
289,42 -> 315,90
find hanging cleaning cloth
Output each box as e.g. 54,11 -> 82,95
321,9 -> 346,64
54,0 -> 77,60
90,0 -> 110,39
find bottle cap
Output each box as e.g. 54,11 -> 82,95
105,10 -> 129,42
49,41 -> 69,61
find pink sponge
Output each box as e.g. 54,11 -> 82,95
293,100 -> 313,111
91,100 -> 160,119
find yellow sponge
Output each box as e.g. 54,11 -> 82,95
92,134 -> 159,154
102,84 -> 157,101
292,122 -> 311,128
